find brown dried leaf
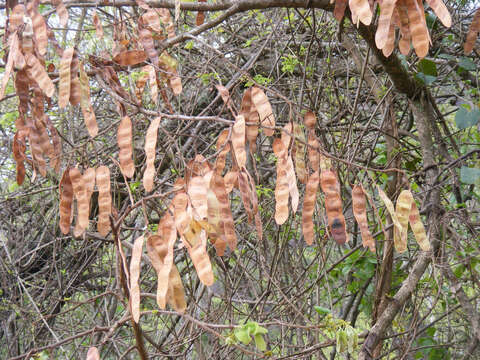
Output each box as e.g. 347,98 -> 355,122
320,170 -> 347,244
130,235 -> 144,323
96,166 -> 112,236
143,117 -> 160,192
352,185 -> 375,252
113,50 -> 147,66
251,86 -> 275,136
302,170 -> 319,245
58,47 -> 74,109
59,168 -> 73,235
117,116 -> 135,178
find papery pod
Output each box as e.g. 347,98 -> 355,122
334,0 -> 348,21
238,170 -> 253,223
79,61 -> 98,137
307,132 -> 320,173
73,167 -> 96,237
0,35 -> 17,100
293,123 -> 307,183
167,264 -> 187,312
224,171 -> 238,194
375,0 -> 396,50
396,2 -> 412,55
394,190 -> 413,253
349,0 -> 373,26
69,53 -> 82,106
216,84 -> 233,111
143,117 -> 160,192
70,168 -> 90,233
15,70 -> 30,118
158,8 -> 176,39
206,185 -> 222,239
42,115 -> 61,173
92,10 -> 103,38
58,47 -> 74,109
113,50 -> 147,66
376,186 -> 403,247
135,71 -> 148,102
302,170 -> 319,245
138,19 -> 158,65
183,228 -> 214,286
13,131 -> 27,185
406,0 -> 429,58
320,170 -> 347,244
352,185 -> 375,252
241,88 -> 260,153
382,23 -> 395,57
244,170 -> 263,241
210,172 -> 237,252
173,192 -> 191,236
215,129 -> 230,175
425,0 -> 451,27
304,111 -> 317,130
35,117 -> 55,166
25,54 -> 54,98
232,115 -> 247,168
286,155 -> 299,213
59,168 -> 74,234
9,5 -> 25,32
129,235 -> 144,323
142,9 -> 161,32
251,86 -> 275,136
465,8 -> 480,54
51,0 -> 69,27
188,176 -> 208,220
272,138 -> 289,225
96,166 -> 111,236
12,33 -> 26,70
409,200 -> 430,251
31,12 -> 48,56
86,347 -> 100,360
28,125 -> 47,177
145,65 -> 158,104
117,115 -> 135,178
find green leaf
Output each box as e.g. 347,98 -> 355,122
460,167 -> 480,185
415,73 -> 437,85
418,59 -> 437,76
314,306 -> 331,315
336,330 -> 348,353
458,57 -> 476,71
254,334 -> 267,351
455,106 -> 480,129
234,328 -> 252,345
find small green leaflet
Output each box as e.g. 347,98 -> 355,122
458,57 -> 476,71
314,305 -> 331,315
416,59 -> 437,85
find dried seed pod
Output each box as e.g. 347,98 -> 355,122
129,235 -> 144,323
307,132 -> 320,173
70,168 -> 90,233
0,35 -> 17,100
375,0 -> 396,50
396,2 -> 412,55
224,171 -> 238,194
352,185 -> 375,252
425,0 -> 451,27
405,0 -> 429,58
334,0 -> 348,21
117,115 -> 135,178
138,21 -> 158,65
409,200 -> 430,251
69,52 -> 82,106
210,172 -> 236,252
188,176 -> 208,220
96,166 -> 112,236
183,228 -> 214,286
79,61 -> 98,137
28,125 -> 47,177
31,12 -> 48,56
173,192 -> 191,236
86,347 -> 100,360
167,264 -> 186,312
92,10 -> 103,38
26,54 -> 54,98
215,129 -> 230,175
286,155 -> 299,214
241,88 -> 260,153
113,50 -> 147,66
465,8 -> 480,54
273,138 -> 289,225
320,170 -> 347,244
145,65 -> 158,104
232,115 -> 247,169
59,168 -> 73,234
143,117 -> 160,192
51,0 -> 69,27
58,47 -> 74,109
382,22 -> 395,57
251,86 -> 275,136
349,0 -> 373,25
238,170 -> 253,223
293,123 -> 307,183
304,111 -> 317,130
376,186 -> 403,248
394,190 -> 413,253
302,170 -> 320,245
73,167 -> 96,237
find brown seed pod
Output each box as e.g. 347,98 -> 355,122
304,111 -> 317,130
26,54 -> 54,98
86,347 -> 100,360
210,172 -> 236,252
349,0 -> 372,26
69,52 -> 82,106
138,21 -> 158,65
188,176 -> 208,220
58,47 -> 74,109
376,186 -> 403,247
173,192 -> 191,236
293,123 -> 307,184
31,12 -> 48,56
375,0 -> 396,50
113,50 -> 147,66
238,170 -> 253,223
394,190 -> 413,253
28,125 -> 47,177
241,87 -> 260,153
167,264 -> 187,312
232,115 -> 247,169
79,61 -> 98,137
320,170 -> 347,244
302,170 -> 320,245
59,168 -> 73,235
129,235 -> 144,323
307,132 -> 320,173
251,86 -> 275,136
51,0 -> 69,27
96,166 -> 112,236
215,129 -> 230,175
334,0 -> 348,21
143,117 -> 160,192
352,185 -> 375,252
273,138 -> 289,225
183,227 -> 214,286
70,168 -> 90,233
409,200 -> 430,251
92,10 -> 103,38
405,0 -> 429,58
117,115 -> 135,178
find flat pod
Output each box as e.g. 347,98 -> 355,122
59,168 -> 74,234
251,86 -> 275,136
138,23 -> 158,65
26,54 -> 55,98
70,168 -> 90,232
143,117 -> 161,192
92,10 -> 103,38
188,176 -> 208,220
0,35 -> 17,100
145,65 -> 158,104
147,235 -> 169,309
465,8 -> 480,54
237,170 -> 253,222
232,115 -> 247,169
96,166 -> 112,236
320,170 -> 347,244
117,115 -> 135,178
51,0 -> 69,27
69,53 -> 82,106
376,186 -> 404,250
167,264 -> 187,312
307,133 -> 320,173
409,200 -> 430,251
334,0 -> 348,21
273,138 -> 289,225
113,50 -> 147,66
129,235 -> 144,323
241,88 -> 260,153
425,0 -> 451,27
173,192 -> 191,235
302,170 -> 319,245
210,172 -> 236,252
304,111 -> 317,130
215,129 -> 230,175
183,230 -> 214,286
293,123 -> 307,183
31,12 -> 48,56
352,185 -> 375,252
79,61 -> 98,137
395,190 -> 413,252
349,0 -> 373,25
86,347 -> 100,360
375,0 -> 397,50
58,47 -> 74,109
406,0 -> 429,58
